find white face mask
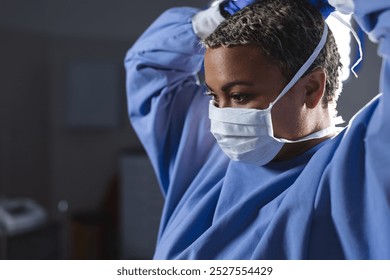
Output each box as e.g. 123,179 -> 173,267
209,23 -> 337,166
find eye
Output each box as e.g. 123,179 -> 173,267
231,93 -> 250,104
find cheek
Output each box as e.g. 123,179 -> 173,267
271,96 -> 303,139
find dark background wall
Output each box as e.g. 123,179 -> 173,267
0,0 -> 382,259
0,0 -> 208,216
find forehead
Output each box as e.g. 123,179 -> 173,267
204,45 -> 284,87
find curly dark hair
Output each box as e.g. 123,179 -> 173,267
203,0 -> 342,108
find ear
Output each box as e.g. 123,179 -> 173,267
303,68 -> 326,109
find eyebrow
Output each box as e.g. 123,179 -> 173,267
204,80 -> 255,93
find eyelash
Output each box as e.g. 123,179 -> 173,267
231,93 -> 250,104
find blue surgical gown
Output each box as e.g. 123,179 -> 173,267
124,1 -> 390,259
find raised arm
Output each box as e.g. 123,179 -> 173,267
350,2 -> 390,180
322,0 -> 390,258
125,7 -> 209,195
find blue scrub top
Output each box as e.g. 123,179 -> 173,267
125,2 -> 390,259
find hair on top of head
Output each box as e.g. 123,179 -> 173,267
203,0 -> 343,110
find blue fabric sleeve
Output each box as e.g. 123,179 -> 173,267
354,1 -> 390,195
358,1 -> 390,258
124,8 -> 217,196
318,1 -> 390,259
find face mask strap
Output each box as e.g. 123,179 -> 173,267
330,12 -> 363,78
276,125 -> 337,143
271,23 -> 329,107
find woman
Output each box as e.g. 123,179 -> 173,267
125,0 -> 390,259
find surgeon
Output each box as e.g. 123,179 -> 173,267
125,0 -> 390,259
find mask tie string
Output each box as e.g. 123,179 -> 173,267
330,12 -> 363,78
271,23 -> 329,106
